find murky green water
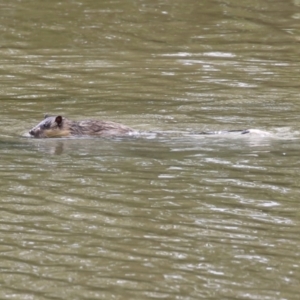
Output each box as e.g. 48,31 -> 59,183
1,0 -> 300,299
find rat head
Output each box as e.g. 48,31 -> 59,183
29,115 -> 69,138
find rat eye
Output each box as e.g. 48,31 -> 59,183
42,123 -> 49,129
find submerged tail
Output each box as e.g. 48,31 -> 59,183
195,129 -> 250,135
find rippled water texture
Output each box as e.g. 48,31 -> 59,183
1,0 -> 300,299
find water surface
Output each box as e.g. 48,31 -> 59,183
1,0 -> 300,299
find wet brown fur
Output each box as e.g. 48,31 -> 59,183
29,115 -> 135,138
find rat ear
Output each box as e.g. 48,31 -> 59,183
44,113 -> 50,119
55,116 -> 63,127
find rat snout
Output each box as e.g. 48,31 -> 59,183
29,128 -> 39,137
